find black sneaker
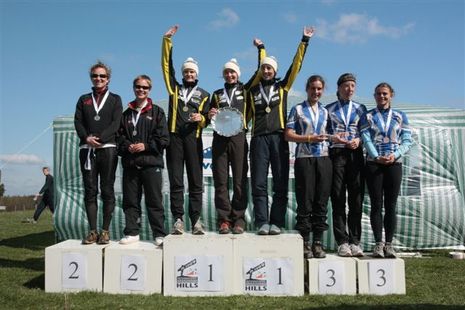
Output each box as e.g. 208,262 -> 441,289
312,241 -> 326,258
304,241 -> 313,259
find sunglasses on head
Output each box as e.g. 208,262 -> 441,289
91,73 -> 108,79
134,85 -> 150,90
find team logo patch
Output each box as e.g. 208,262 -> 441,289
244,261 -> 267,292
176,258 -> 199,289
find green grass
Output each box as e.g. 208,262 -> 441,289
1,211 -> 465,309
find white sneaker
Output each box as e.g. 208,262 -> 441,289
172,218 -> 184,235
257,224 -> 270,235
119,235 -> 140,245
192,219 -> 205,235
373,242 -> 385,258
269,224 -> 282,235
154,237 -> 164,246
337,243 -> 352,257
350,243 -> 364,257
384,242 -> 396,258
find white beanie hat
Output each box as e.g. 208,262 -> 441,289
223,58 -> 241,77
182,57 -> 199,75
260,56 -> 278,72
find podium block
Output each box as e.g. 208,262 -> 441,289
232,233 -> 304,296
163,233 -> 234,296
355,257 -> 406,295
45,239 -> 109,292
103,241 -> 163,295
307,254 -> 357,295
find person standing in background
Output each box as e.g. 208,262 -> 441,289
360,82 -> 412,258
30,167 -> 54,223
326,73 -> 367,257
162,25 -> 210,235
118,75 -> 169,246
74,61 -> 123,245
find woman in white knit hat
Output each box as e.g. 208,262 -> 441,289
161,25 -> 210,235
247,26 -> 315,235
207,39 -> 265,234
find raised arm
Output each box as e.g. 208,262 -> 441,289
161,25 -> 180,95
243,38 -> 267,90
281,26 -> 314,91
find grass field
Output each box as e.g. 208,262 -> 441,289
1,210 -> 465,309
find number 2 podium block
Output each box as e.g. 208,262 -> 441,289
103,241 -> 163,295
307,254 -> 357,295
355,257 -> 406,295
45,239 -> 109,292
233,233 -> 304,296
163,234 -> 234,296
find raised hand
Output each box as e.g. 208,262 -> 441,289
253,38 -> 263,47
303,26 -> 315,38
164,24 -> 179,37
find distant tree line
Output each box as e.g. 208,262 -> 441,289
0,195 -> 36,211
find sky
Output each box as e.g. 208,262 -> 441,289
0,0 -> 464,195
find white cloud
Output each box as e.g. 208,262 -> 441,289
316,13 -> 414,44
0,154 -> 45,165
283,12 -> 298,24
288,88 -> 305,98
209,8 -> 239,30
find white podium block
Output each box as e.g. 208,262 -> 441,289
356,257 -> 406,295
103,241 -> 163,295
163,233 -> 234,296
307,254 -> 357,295
233,233 -> 304,296
45,239 -> 108,292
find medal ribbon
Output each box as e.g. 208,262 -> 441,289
376,108 -> 393,140
91,90 -> 110,118
222,87 -> 237,107
337,100 -> 353,132
259,83 -> 275,110
131,100 -> 148,135
180,85 -> 198,109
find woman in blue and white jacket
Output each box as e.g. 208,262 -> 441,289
360,82 -> 412,258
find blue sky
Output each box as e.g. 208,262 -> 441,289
0,0 -> 464,195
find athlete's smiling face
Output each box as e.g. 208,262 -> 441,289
306,80 -> 324,104
338,81 -> 356,101
374,86 -> 393,109
183,69 -> 197,83
223,69 -> 238,84
261,64 -> 276,81
90,67 -> 109,90
133,78 -> 151,103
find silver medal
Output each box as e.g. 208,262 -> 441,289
94,115 -> 100,121
383,136 -> 390,143
132,130 -> 137,136
183,106 -> 189,112
265,106 -> 271,113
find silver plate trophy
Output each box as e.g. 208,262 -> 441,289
211,107 -> 244,137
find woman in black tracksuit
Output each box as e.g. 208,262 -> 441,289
207,42 -> 264,234
247,27 -> 314,235
74,61 -> 122,245
162,25 -> 210,235
118,75 -> 169,246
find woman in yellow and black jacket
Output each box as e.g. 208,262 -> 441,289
247,26 -> 315,235
207,40 -> 265,235
161,25 -> 210,235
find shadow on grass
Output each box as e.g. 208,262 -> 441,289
0,256 -> 44,271
0,230 -> 55,251
24,273 -> 45,290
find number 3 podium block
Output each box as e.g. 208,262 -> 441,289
307,254 -> 357,295
233,233 -> 304,296
355,257 -> 406,295
45,240 -> 109,292
163,234 -> 234,296
103,241 -> 163,294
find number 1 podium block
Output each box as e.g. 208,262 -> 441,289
163,234 -> 234,296
307,254 -> 357,295
232,233 -> 304,296
103,241 -> 163,295
355,257 -> 406,295
45,239 -> 109,292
